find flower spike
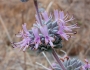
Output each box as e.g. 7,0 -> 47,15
13,9 -> 79,52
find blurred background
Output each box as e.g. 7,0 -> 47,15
0,0 -> 90,70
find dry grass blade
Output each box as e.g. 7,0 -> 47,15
36,62 -> 50,70
46,0 -> 54,13
24,52 -> 27,70
0,15 -> 12,42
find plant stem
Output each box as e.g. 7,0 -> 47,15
33,0 -> 42,25
52,49 -> 66,70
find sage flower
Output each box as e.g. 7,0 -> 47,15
32,27 -> 41,49
82,59 -> 90,70
13,23 -> 31,51
54,10 -> 78,31
13,10 -> 79,52
42,11 -> 49,22
57,22 -> 69,40
39,25 -> 54,47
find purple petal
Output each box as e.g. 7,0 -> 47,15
35,15 -> 40,24
59,11 -> 64,20
57,23 -> 68,40
88,64 -> 90,68
42,11 -> 49,22
60,33 -> 68,41
65,16 -> 74,22
40,25 -> 48,36
64,26 -> 72,32
45,37 -> 49,44
54,10 -> 59,21
22,23 -> 30,35
20,40 -> 27,47
32,27 -> 40,38
85,59 -> 89,63
39,25 -> 54,47
50,37 -> 54,42
35,14 -> 42,24
35,43 -> 39,49
32,27 -> 41,49
82,66 -> 86,70
49,41 -> 54,48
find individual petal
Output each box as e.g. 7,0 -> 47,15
63,23 -> 80,32
39,25 -> 54,47
84,59 -> 89,63
50,37 -> 55,42
35,14 -> 42,24
32,27 -> 40,38
49,41 -> 54,48
58,11 -> 66,25
42,11 -> 49,22
57,30 -> 69,40
65,16 -> 74,23
64,26 -> 73,32
39,25 -> 49,39
57,23 -> 68,40
22,23 -> 30,35
88,64 -> 90,68
45,36 -> 49,44
40,25 -> 49,36
60,33 -> 68,41
54,10 -> 59,21
35,43 -> 39,49
35,14 -> 40,24
59,11 -> 64,20
32,27 -> 41,49
81,66 -> 86,70
20,40 -> 27,47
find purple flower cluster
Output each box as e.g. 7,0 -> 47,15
12,10 -> 78,52
12,23 -> 31,51
54,10 -> 79,40
82,59 -> 90,70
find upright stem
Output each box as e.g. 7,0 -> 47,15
52,49 -> 66,70
33,0 -> 66,70
33,0 -> 42,25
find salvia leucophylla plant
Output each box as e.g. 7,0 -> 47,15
12,0 -> 90,70
48,56 -> 90,70
49,56 -> 83,70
